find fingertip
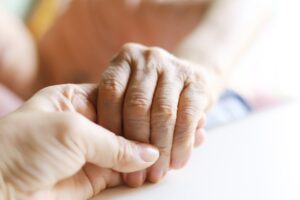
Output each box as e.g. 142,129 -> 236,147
170,141 -> 193,170
147,168 -> 167,183
194,128 -> 206,148
170,157 -> 189,170
124,171 -> 146,188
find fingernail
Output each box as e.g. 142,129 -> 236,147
139,145 -> 159,163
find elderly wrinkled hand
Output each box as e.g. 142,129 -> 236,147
0,84 -> 159,200
97,43 -> 216,187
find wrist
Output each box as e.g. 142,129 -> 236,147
195,61 -> 225,110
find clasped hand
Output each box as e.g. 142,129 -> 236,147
0,43 -> 214,199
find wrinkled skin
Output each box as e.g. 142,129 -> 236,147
97,43 -> 214,187
0,0 -> 215,195
0,84 -> 159,200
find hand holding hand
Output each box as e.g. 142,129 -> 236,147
0,84 -> 159,200
98,43 -> 216,187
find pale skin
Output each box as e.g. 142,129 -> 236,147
97,43 -> 211,186
0,84 -> 160,200
38,0 -> 270,187
0,8 -> 37,99
0,0 -> 271,195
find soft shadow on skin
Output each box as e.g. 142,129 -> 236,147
92,182 -> 162,200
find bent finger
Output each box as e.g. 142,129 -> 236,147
148,73 -> 184,183
73,116 -> 160,173
123,57 -> 158,187
170,83 -> 208,169
97,60 -> 131,135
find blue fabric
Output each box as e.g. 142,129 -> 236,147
206,90 -> 252,129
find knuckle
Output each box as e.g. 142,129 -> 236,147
174,128 -> 194,147
178,107 -> 198,125
156,144 -> 171,158
160,149 -> 171,159
194,67 -> 210,82
37,85 -> 54,94
100,75 -> 125,97
127,91 -> 151,110
190,70 -> 210,93
153,101 -> 177,122
142,48 -> 163,72
145,47 -> 167,62
193,81 -> 208,94
101,78 -> 123,93
53,113 -> 83,143
122,42 -> 142,51
110,43 -> 139,64
188,83 -> 210,110
149,47 -> 168,56
37,84 -> 66,95
120,43 -> 144,57
178,64 -> 193,82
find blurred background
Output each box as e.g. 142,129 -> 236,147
228,0 -> 300,107
0,0 -> 299,125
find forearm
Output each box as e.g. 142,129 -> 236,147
0,84 -> 23,117
0,8 -> 38,99
174,0 -> 272,82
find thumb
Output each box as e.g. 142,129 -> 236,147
74,116 -> 160,173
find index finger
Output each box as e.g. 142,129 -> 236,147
97,60 -> 131,135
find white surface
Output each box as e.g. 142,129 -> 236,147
93,102 -> 300,200
228,0 -> 300,99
